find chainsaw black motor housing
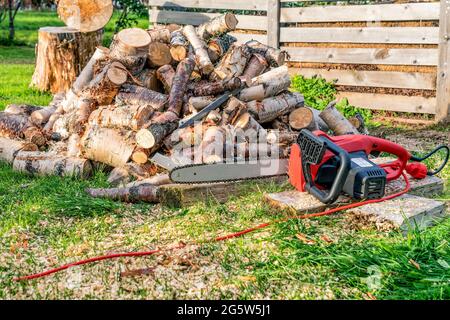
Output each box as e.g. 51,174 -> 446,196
315,151 -> 387,200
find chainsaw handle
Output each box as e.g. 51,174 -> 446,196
304,139 -> 351,204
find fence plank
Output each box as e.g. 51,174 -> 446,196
436,0 -> 450,122
284,47 -> 439,66
267,0 -> 280,48
150,0 -> 267,11
290,68 -> 436,90
336,92 -> 437,114
280,27 -> 439,44
151,10 -> 267,30
229,32 -> 268,44
280,3 -> 440,23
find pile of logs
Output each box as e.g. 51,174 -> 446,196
0,13 -> 365,204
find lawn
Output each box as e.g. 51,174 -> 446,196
0,10 -> 449,300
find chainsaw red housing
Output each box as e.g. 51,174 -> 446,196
288,131 -> 413,192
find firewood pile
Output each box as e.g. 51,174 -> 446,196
0,13 -> 366,203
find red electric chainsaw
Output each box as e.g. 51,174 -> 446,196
168,129 -> 449,204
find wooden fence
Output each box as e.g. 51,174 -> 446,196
148,0 -> 450,122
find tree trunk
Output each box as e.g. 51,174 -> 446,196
89,104 -> 154,131
13,151 -> 92,178
168,58 -> 196,116
196,13 -> 238,40
193,78 -> 241,97
289,107 -> 329,132
148,41 -> 172,67
319,102 -> 359,135
211,44 -> 251,81
30,27 -> 103,94
86,184 -> 160,203
115,84 -> 168,112
57,0 -> 113,32
135,111 -> 179,153
156,64 -> 175,93
109,28 -> 151,75
248,92 -> 305,124
246,40 -> 288,67
182,25 -> 214,75
81,61 -> 128,106
0,137 -> 38,164
80,126 -> 137,167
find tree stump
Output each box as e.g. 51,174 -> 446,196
30,26 -> 103,94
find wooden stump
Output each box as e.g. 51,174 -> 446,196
30,27 -> 103,94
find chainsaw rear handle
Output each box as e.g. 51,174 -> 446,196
303,138 -> 351,204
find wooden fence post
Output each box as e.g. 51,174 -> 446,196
436,0 -> 450,122
267,0 -> 280,48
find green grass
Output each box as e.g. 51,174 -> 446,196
0,10 -> 449,300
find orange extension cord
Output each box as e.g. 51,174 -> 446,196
15,172 -> 410,282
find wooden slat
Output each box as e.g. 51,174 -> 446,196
151,10 -> 267,30
281,3 -> 440,23
336,92 -> 437,114
280,27 -> 439,44
289,68 -> 436,90
229,32 -> 267,45
267,0 -> 280,48
436,0 -> 450,122
151,0 -> 267,11
283,47 -> 439,66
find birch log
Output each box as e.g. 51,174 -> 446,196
248,92 -> 305,123
115,84 -> 168,112
170,30 -> 188,61
156,64 -> 176,93
193,78 -> 241,97
211,44 -> 251,81
246,40 -> 288,67
289,107 -> 329,132
196,13 -> 238,40
0,137 -> 38,163
168,57 -> 196,116
183,25 -> 214,75
86,184 -> 160,203
319,102 -> 359,135
88,104 -> 154,131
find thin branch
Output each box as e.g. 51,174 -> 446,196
12,0 -> 21,20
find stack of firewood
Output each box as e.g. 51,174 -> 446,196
0,13 -> 365,201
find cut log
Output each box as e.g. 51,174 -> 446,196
170,30 -> 187,61
110,28 -> 151,75
30,105 -> 58,127
148,42 -> 172,67
0,137 -> 38,164
135,68 -> 160,92
234,112 -> 265,134
30,27 -> 103,94
319,101 -> 359,135
107,166 -> 131,187
0,112 -> 46,146
67,133 -> 82,157
57,0 -> 113,32
246,40 -> 288,67
136,111 -> 179,153
189,96 -> 215,111
108,162 -> 158,186
86,184 -> 159,203
81,61 -> 128,106
196,13 -> 238,40
267,131 -> 298,145
207,34 -> 237,63
156,64 -> 176,93
168,57 -> 196,116
89,104 -> 154,131
251,65 -> 289,87
221,97 -> 247,126
73,98 -> 97,134
349,113 -> 369,135
132,148 -> 150,164
248,92 -> 305,124
126,173 -> 171,188
289,107 -> 329,132
211,44 -> 251,81
148,27 -> 172,43
43,106 -> 64,135
239,85 -> 265,102
271,118 -> 290,131
205,110 -> 222,125
80,126 -> 137,167
242,54 -> 268,80
193,78 -> 241,97
115,84 -> 168,112
5,104 -> 40,116
13,151 -> 92,178
183,25 -> 214,75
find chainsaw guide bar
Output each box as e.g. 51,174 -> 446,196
169,159 -> 290,184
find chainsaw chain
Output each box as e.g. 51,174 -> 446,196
169,161 -> 288,185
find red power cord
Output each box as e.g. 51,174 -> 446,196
15,172 -> 411,282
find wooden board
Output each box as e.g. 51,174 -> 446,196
151,0 -> 267,11
284,47 -> 439,66
159,176 -> 288,208
436,0 -> 450,122
229,32 -> 268,45
264,173 -> 444,215
347,195 -> 447,232
280,27 -> 439,44
290,68 -> 436,90
151,10 -> 267,31
336,92 -> 437,114
281,3 -> 440,23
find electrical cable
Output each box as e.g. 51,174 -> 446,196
15,173 -> 411,282
410,145 -> 449,176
